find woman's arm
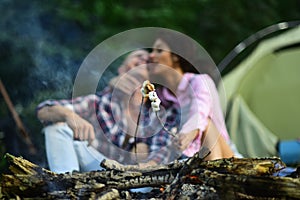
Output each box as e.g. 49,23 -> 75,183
201,119 -> 234,160
179,74 -> 234,159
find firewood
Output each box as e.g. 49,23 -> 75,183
1,153 -> 300,199
191,168 -> 300,199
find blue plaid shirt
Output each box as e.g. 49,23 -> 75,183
37,86 -> 181,164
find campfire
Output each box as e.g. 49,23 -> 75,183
1,80 -> 300,199
1,148 -> 300,199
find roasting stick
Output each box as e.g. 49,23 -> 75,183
155,112 -> 177,138
0,79 -> 37,154
133,80 -> 180,164
133,95 -> 145,164
140,80 -> 177,137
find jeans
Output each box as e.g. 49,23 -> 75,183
43,123 -> 153,193
43,123 -> 106,173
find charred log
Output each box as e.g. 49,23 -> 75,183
1,152 -> 300,199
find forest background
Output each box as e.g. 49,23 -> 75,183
0,0 -> 299,172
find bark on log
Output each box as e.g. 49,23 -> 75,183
1,152 -> 300,200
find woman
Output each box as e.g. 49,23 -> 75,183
140,31 -> 241,167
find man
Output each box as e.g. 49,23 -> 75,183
36,50 -> 149,173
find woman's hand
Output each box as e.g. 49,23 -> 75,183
176,129 -> 199,151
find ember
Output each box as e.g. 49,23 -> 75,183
187,175 -> 201,183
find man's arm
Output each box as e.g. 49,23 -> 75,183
37,105 -> 95,144
37,104 -> 72,124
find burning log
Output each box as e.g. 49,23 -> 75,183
1,151 -> 300,199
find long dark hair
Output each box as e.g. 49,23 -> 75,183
172,52 -> 199,74
154,29 -> 220,85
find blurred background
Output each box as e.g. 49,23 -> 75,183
0,0 -> 300,172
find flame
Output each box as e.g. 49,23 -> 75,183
187,175 -> 201,183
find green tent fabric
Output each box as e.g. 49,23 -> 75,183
221,25 -> 300,158
226,95 -> 278,157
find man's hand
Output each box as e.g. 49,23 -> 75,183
65,113 -> 95,145
138,160 -> 157,169
37,105 -> 96,145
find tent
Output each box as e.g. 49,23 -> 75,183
219,23 -> 300,164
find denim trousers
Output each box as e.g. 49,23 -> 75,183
43,123 -> 106,173
43,123 -> 154,193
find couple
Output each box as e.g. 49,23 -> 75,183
37,31 -> 241,173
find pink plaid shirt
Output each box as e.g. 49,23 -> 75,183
161,73 -> 230,157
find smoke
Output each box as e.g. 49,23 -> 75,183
0,0 -> 84,102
